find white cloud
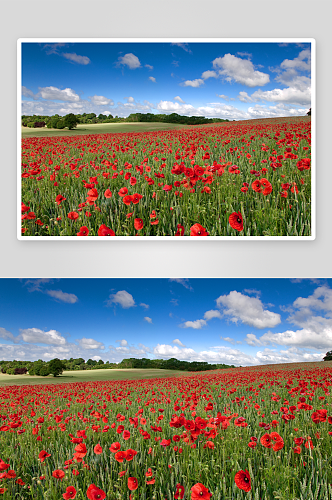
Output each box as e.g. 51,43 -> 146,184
173,338 -> 185,347
181,79 -> 204,88
0,327 -> 17,343
43,43 -> 66,55
201,70 -> 218,80
89,95 -> 114,106
169,278 -> 192,290
218,94 -> 229,101
126,96 -> 135,103
62,53 -> 90,65
107,290 -> 135,308
37,86 -> 81,102
250,86 -> 311,106
76,337 -> 105,350
181,319 -> 207,329
174,96 -> 185,103
149,77 -> 156,83
46,289 -> 78,304
216,291 -> 281,329
221,337 -> 236,344
204,310 -> 222,321
280,49 -> 311,72
171,43 -> 192,53
116,339 -> 128,347
238,91 -> 255,103
145,64 -> 153,70
117,53 -> 141,69
144,317 -> 153,324
243,289 -> 261,296
212,54 -> 270,87
140,303 -> 149,309
22,86 -> 36,99
18,328 -> 67,345
24,278 -> 53,292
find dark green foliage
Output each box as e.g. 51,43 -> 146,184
48,358 -> 65,377
323,350 -> 332,361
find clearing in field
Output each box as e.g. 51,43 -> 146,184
20,116 -> 312,238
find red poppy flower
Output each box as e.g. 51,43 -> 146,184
77,226 -> 89,236
39,450 -> 51,462
86,484 -> 106,500
123,430 -> 131,440
118,187 -> 128,197
86,188 -> 99,202
123,195 -> 133,206
190,223 -> 209,236
115,451 -> 126,463
94,444 -> 102,455
56,194 -> 66,205
134,218 -> 144,230
163,184 -> 173,191
175,484 -> 185,499
128,477 -> 138,491
252,179 -> 262,192
109,442 -> 121,453
52,469 -> 65,480
62,486 -> 77,499
104,189 -> 112,198
97,224 -> 115,236
190,483 -> 212,499
132,193 -> 143,204
234,469 -> 251,492
124,449 -> 137,461
175,224 -> 185,236
68,212 -> 79,220
229,212 -> 243,232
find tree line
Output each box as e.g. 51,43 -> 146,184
0,357 -> 236,377
21,112 -> 231,130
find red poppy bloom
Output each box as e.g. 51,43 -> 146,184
77,226 -> 89,236
56,194 -> 66,205
109,442 -> 121,453
190,223 -> 209,236
229,212 -> 243,232
123,430 -> 131,440
252,179 -> 262,192
124,449 -> 137,461
134,218 -> 144,230
39,450 -> 51,462
93,444 -> 102,455
115,451 -> 126,463
128,477 -> 138,491
175,484 -> 185,499
190,483 -> 212,499
118,187 -> 128,197
104,189 -> 112,198
68,212 -> 79,220
123,195 -> 133,206
234,469 -> 251,492
163,184 -> 173,191
86,484 -> 106,500
86,188 -> 99,202
260,433 -> 272,448
132,193 -> 143,204
62,486 -> 77,499
175,224 -> 185,236
97,224 -> 115,236
52,469 -> 65,480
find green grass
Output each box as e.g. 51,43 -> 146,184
0,368 -> 189,385
21,122 -> 192,137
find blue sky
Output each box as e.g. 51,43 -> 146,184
21,40 -> 312,121
0,278 -> 330,366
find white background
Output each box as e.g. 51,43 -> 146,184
1,0 -> 330,279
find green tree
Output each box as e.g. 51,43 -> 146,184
323,350 -> 332,361
63,113 -> 79,130
39,365 -> 50,376
48,358 -> 65,377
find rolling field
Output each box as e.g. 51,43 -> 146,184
0,361 -> 331,499
21,116 -> 312,237
21,122 -> 191,138
0,368 -> 188,386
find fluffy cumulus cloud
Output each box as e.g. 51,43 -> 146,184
76,337 -> 105,350
245,286 -> 332,351
212,54 -> 270,87
116,339 -> 128,347
149,77 -> 156,83
204,310 -> 222,321
45,289 -> 78,304
216,291 -> 281,329
116,53 -> 141,69
181,79 -> 204,88
37,86 -> 81,102
18,328 -> 67,345
140,303 -> 149,309
173,339 -> 185,347
88,95 -> 114,106
62,53 -> 91,65
107,290 -> 135,309
144,317 -> 153,324
174,96 -> 185,103
181,319 -> 207,329
0,327 -> 17,343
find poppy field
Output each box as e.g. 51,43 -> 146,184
20,117 -> 312,237
0,362 -> 331,499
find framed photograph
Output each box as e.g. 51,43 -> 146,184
18,39 -> 315,239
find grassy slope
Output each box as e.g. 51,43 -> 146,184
0,368 -> 192,386
21,122 -> 192,138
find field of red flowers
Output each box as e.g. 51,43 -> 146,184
20,117 -> 312,237
0,362 -> 331,499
